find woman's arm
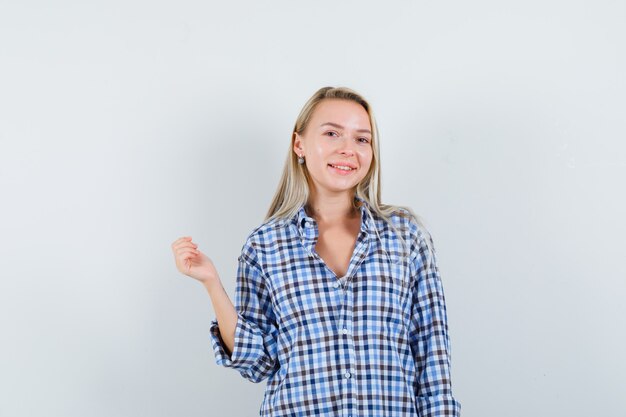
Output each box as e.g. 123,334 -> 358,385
172,236 -> 279,382
208,247 -> 280,383
172,236 -> 238,355
204,277 -> 238,356
408,229 -> 461,417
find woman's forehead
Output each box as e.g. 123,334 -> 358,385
310,99 -> 371,130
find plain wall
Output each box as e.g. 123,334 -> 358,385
1,1 -> 624,416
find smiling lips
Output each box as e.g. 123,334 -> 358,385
328,163 -> 357,174
328,161 -> 356,170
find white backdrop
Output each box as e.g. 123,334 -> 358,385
1,1 -> 625,416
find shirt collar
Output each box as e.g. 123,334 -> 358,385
293,195 -> 373,241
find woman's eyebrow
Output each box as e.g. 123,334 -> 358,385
319,122 -> 371,134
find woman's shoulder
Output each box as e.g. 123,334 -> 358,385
237,216 -> 296,264
377,204 -> 434,256
378,204 -> 423,235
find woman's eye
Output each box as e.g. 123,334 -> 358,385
325,131 -> 339,137
358,137 -> 370,143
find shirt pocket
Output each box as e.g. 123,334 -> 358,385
267,265 -> 334,335
357,255 -> 412,338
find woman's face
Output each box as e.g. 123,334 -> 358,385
294,99 -> 373,196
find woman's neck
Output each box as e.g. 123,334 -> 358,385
305,192 -> 359,224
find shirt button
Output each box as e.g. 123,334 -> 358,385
345,371 -> 351,379
342,328 -> 348,335
333,282 -> 340,288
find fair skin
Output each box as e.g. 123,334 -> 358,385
293,98 -> 373,276
170,98 -> 373,356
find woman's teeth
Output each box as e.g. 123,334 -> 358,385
329,164 -> 354,171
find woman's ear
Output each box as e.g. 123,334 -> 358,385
293,133 -> 304,155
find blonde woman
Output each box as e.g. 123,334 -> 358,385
171,86 -> 461,416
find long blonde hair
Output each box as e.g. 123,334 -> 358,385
265,86 -> 434,259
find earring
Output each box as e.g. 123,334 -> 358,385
298,154 -> 305,165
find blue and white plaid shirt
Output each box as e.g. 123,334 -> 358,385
210,196 -> 461,416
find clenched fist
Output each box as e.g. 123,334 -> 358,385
171,236 -> 219,287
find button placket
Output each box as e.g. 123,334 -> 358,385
343,277 -> 357,417
296,204 -> 367,417
337,232 -> 366,403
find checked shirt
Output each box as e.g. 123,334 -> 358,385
209,196 -> 461,416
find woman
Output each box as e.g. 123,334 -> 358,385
171,86 -> 461,416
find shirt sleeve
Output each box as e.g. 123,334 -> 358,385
408,228 -> 461,417
209,244 -> 279,383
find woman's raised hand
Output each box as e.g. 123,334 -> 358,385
171,236 -> 219,287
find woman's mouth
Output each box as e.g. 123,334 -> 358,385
328,164 -> 356,175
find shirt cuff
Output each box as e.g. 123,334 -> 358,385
416,394 -> 461,417
209,311 -> 262,369
209,313 -> 238,367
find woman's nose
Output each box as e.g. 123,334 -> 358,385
338,137 -> 356,155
